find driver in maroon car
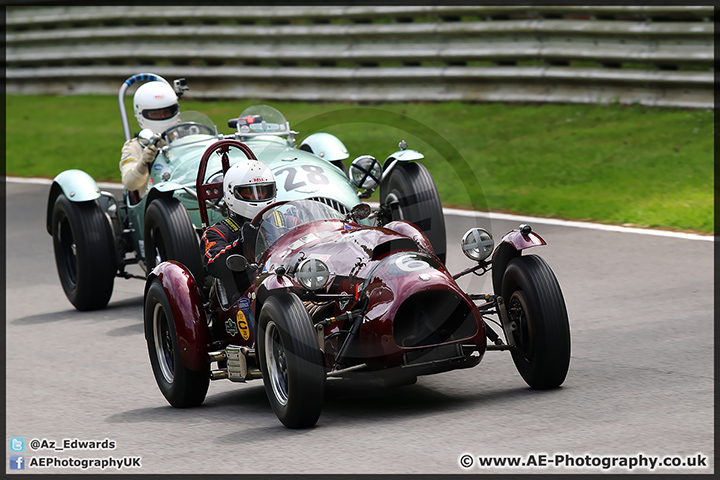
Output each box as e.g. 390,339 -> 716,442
201,159 -> 277,290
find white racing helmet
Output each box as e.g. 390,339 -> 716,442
133,81 -> 180,134
223,160 -> 277,220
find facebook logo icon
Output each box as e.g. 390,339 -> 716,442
10,455 -> 25,470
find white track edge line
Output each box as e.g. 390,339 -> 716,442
5,176 -> 713,242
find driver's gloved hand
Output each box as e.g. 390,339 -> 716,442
142,144 -> 159,165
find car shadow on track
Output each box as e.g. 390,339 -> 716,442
106,384 -> 273,426
10,297 -> 145,325
205,380 -> 555,440
108,377 -> 562,440
106,322 -> 144,336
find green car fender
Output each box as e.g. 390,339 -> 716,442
382,149 -> 425,175
46,169 -> 102,234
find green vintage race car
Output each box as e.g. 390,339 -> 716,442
46,73 -> 446,311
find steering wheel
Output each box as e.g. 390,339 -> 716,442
195,140 -> 258,229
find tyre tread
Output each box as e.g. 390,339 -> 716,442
503,254 -> 570,389
258,293 -> 325,428
380,162 -> 447,263
144,198 -> 203,282
52,196 -> 116,311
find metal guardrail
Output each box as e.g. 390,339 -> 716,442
5,6 -> 715,108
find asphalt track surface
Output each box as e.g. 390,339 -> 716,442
5,180 -> 714,475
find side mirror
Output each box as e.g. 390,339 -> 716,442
226,254 -> 248,272
461,228 -> 494,262
138,128 -> 160,147
346,203 -> 372,223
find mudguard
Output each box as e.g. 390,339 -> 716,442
144,181 -> 188,210
491,228 -> 547,296
46,169 -> 102,234
150,181 -> 186,194
299,132 -> 349,161
145,261 -> 210,372
381,149 -> 425,180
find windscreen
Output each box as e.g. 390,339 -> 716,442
254,200 -> 345,260
164,111 -> 216,144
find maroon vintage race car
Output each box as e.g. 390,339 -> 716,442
143,140 -> 571,428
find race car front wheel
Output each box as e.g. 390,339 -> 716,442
144,197 -> 203,282
51,195 -> 116,311
501,255 -> 571,389
257,292 -> 325,429
144,279 -> 209,407
379,162 -> 447,263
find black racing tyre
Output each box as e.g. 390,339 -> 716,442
501,255 -> 571,389
51,194 -> 116,311
144,279 -> 210,408
380,162 -> 447,263
257,293 -> 325,428
144,197 -> 204,282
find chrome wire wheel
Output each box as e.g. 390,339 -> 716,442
153,302 -> 175,384
264,320 -> 289,406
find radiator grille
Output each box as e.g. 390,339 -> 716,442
308,197 -> 350,216
394,290 -> 477,348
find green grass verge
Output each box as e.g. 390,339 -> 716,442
5,95 -> 714,233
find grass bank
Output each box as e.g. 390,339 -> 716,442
5,95 -> 714,233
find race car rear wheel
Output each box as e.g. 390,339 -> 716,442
380,162 -> 447,263
144,197 -> 204,282
51,195 -> 116,311
257,292 -> 325,428
144,279 -> 209,407
501,255 -> 570,389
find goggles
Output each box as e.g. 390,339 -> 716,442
233,182 -> 276,202
142,103 -> 179,121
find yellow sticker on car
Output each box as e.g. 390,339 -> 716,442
236,311 -> 250,340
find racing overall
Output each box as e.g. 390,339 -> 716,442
202,216 -> 257,296
119,138 -> 150,197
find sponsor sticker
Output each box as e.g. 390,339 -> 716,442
238,297 -> 250,310
287,233 -> 319,251
236,311 -> 250,340
338,293 -> 350,310
225,318 -> 238,336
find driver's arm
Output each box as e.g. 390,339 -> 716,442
202,222 -> 245,278
119,138 -> 150,191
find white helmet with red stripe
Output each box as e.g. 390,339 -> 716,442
223,160 -> 277,220
133,81 -> 180,134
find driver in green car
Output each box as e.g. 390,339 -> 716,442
119,81 -> 179,198
202,159 -> 277,293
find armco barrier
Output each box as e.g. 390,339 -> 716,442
5,6 -> 714,108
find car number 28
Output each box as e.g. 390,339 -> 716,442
275,166 -> 329,191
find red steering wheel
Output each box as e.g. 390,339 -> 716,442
195,139 -> 257,230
